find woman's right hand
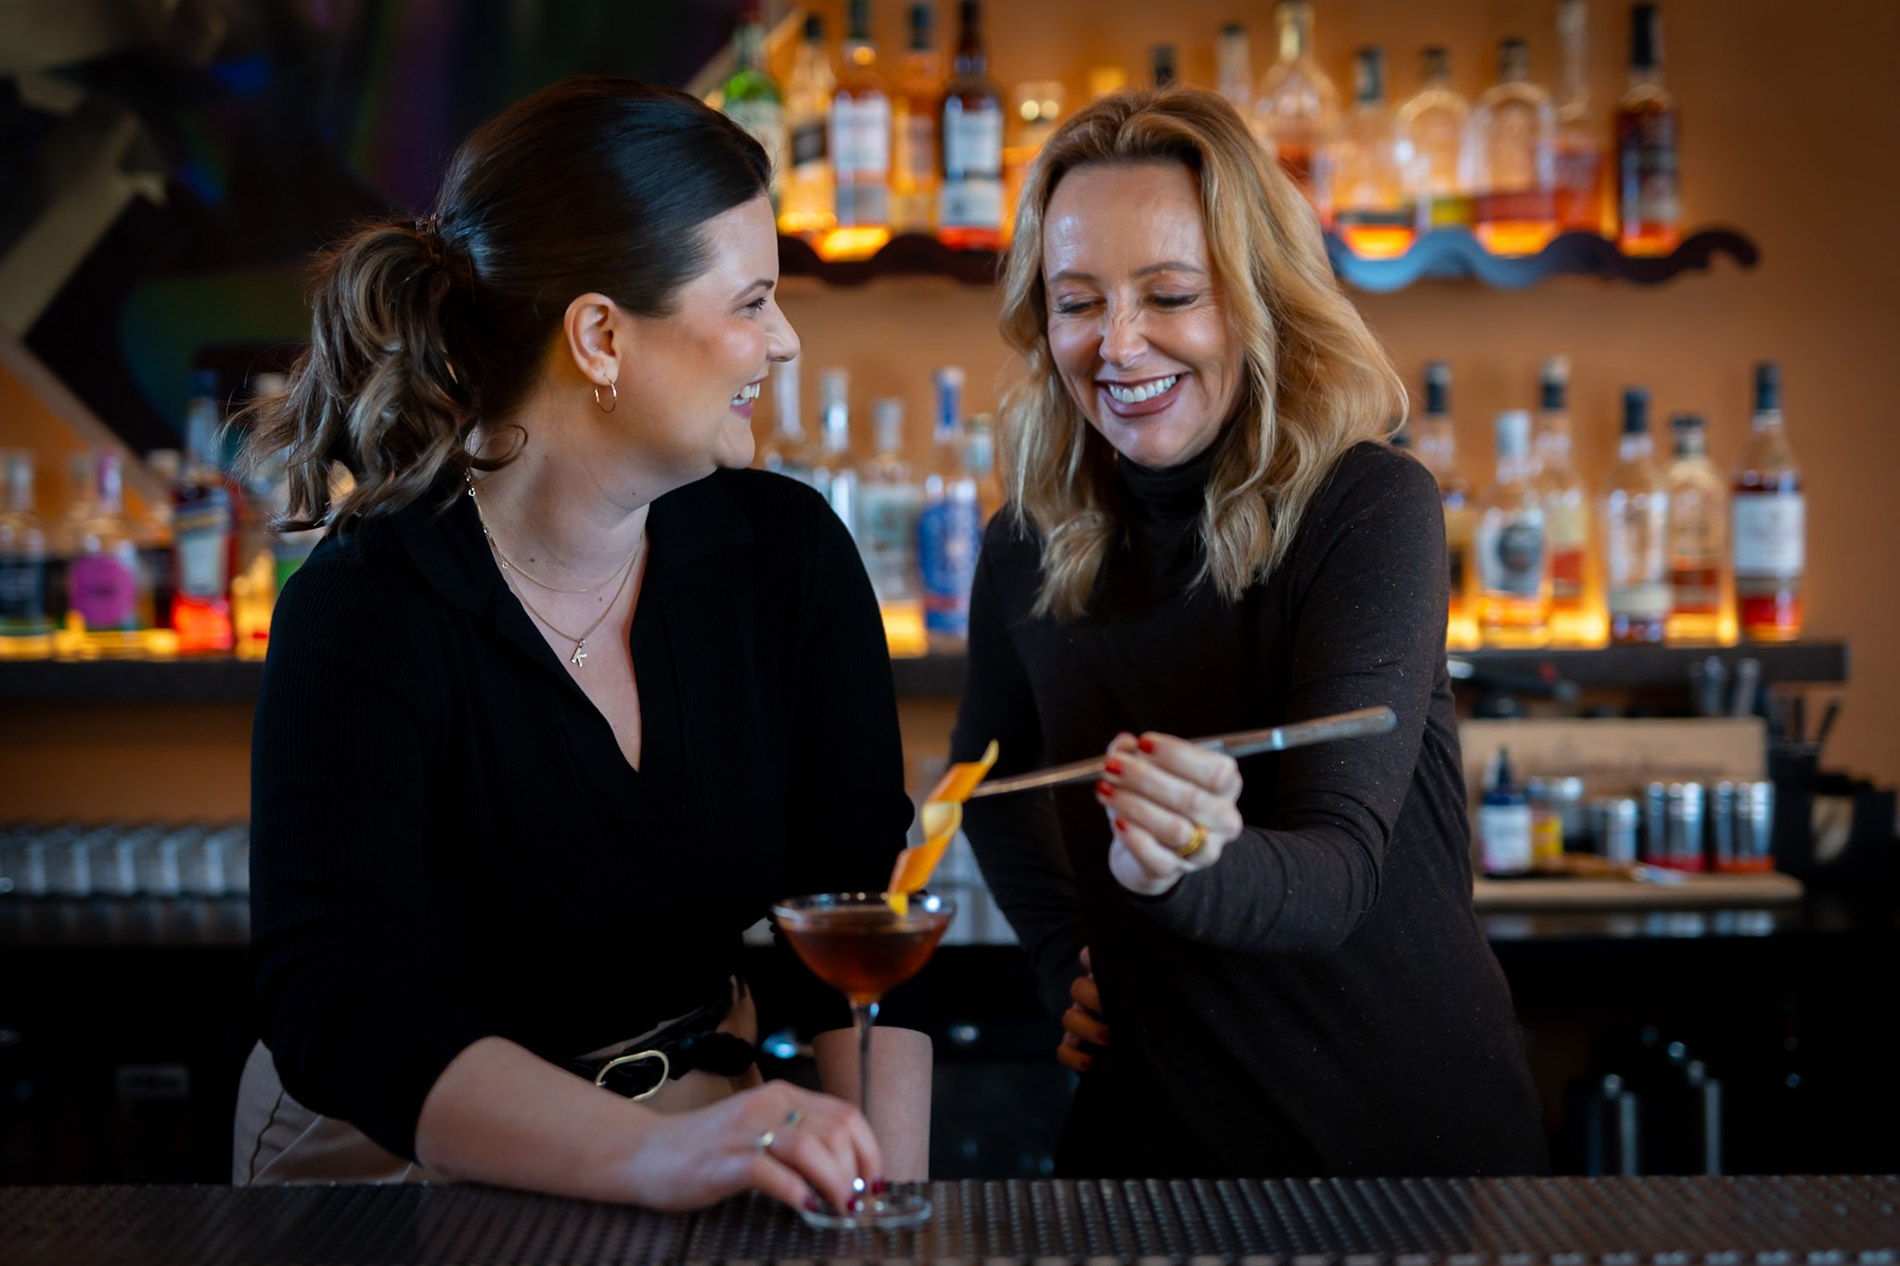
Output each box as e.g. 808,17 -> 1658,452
1057,947 -> 1109,1074
623,1080 -> 882,1215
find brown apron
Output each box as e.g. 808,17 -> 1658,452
233,980 -> 761,1185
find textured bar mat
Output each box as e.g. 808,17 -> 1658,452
1,1175 -> 1895,1265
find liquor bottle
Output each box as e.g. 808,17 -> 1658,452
891,2 -> 943,234
1480,746 -> 1535,877
1615,3 -> 1681,256
1464,39 -> 1558,256
1602,387 -> 1670,645
1253,1 -> 1339,209
46,449 -> 96,631
1476,409 -> 1550,648
0,450 -> 53,658
1415,362 -> 1477,649
1150,45 -> 1178,89
1732,362 -> 1803,642
778,15 -> 836,242
720,1 -> 787,212
938,0 -> 1005,251
812,368 -> 857,534
964,412 -> 1005,524
1217,22 -> 1253,119
1397,47 -> 1472,230
66,450 -> 151,656
858,398 -> 926,656
827,0 -> 893,260
1664,412 -> 1728,645
1534,356 -> 1595,646
758,358 -> 816,486
1554,0 -> 1606,234
142,448 -> 179,630
172,372 -> 237,655
918,367 -> 982,651
1327,48 -> 1420,259
1004,82 -> 1064,244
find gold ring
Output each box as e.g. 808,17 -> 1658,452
1177,820 -> 1208,859
755,1128 -> 777,1152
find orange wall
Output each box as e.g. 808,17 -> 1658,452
778,0 -> 1900,790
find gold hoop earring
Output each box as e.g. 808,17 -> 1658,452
594,379 -> 617,413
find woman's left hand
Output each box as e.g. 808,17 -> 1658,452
1095,732 -> 1245,896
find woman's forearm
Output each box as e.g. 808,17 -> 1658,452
812,1025 -> 933,1180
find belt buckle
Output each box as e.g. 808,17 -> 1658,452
593,1049 -> 671,1101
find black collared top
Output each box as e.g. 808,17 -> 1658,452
248,468 -> 912,1161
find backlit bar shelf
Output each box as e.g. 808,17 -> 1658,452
776,226 -> 1760,292
0,641 -> 1845,703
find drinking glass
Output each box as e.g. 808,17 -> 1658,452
770,891 -> 954,1230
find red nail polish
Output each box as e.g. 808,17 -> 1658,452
1096,780 -> 1115,798
871,1178 -> 890,1195
1114,816 -> 1128,832
1104,757 -> 1124,776
1137,737 -> 1155,753
803,1194 -> 823,1212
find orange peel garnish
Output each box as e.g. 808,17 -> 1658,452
888,741 -> 999,914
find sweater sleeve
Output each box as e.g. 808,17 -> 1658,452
248,545 -> 495,1161
954,519 -> 1090,1018
1134,448 -> 1450,955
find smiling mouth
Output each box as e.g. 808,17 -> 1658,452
1100,374 -> 1180,405
730,381 -> 762,407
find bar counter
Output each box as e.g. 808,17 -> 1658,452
4,1175 -> 1897,1265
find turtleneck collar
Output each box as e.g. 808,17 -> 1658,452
1116,441 -> 1219,527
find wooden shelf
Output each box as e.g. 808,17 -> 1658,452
775,226 -> 1759,292
0,641 -> 1844,704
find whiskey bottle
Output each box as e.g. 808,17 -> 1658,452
827,0 -> 893,259
0,450 -> 53,657
1476,409 -> 1550,648
1415,362 -> 1478,649
173,371 -> 236,655
1252,1 -> 1340,209
1554,0 -> 1606,234
1217,22 -> 1253,119
1603,387 -> 1670,644
719,1 -> 786,212
890,2 -> 943,234
778,15 -> 836,242
1328,47 -> 1420,259
858,398 -> 926,656
938,0 -> 1005,251
1534,356 -> 1595,645
1397,48 -> 1472,230
1615,3 -> 1681,256
1465,39 -> 1558,256
1664,412 -> 1728,646
1732,362 -> 1803,642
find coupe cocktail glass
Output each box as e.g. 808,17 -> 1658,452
770,891 -> 955,1230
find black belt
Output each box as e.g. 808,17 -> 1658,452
566,988 -> 758,1101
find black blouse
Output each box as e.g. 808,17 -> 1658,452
953,441 -> 1549,1178
249,469 -> 912,1160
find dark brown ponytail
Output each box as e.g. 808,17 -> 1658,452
244,76 -> 770,530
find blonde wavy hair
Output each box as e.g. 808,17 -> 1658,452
998,86 -> 1406,620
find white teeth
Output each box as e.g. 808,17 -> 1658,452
732,382 -> 762,403
1104,374 -> 1179,404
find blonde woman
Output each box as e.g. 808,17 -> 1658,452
953,88 -> 1547,1178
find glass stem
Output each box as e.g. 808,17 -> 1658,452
853,999 -> 879,1124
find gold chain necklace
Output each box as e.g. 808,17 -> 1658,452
465,472 -> 629,595
465,473 -> 643,668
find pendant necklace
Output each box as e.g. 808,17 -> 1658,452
466,473 -> 643,668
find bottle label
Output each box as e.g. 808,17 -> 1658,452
0,556 -> 48,628
1549,547 -> 1586,607
724,100 -> 787,181
831,94 -> 891,178
1619,112 -> 1679,224
176,528 -> 230,600
899,112 -> 938,181
1480,517 -> 1545,598
857,484 -> 923,602
939,179 -> 1003,230
1480,802 -> 1534,875
943,103 -> 1002,177
1609,581 -> 1671,621
70,554 -> 139,630
917,494 -> 981,636
790,119 -> 828,171
1732,494 -> 1804,577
